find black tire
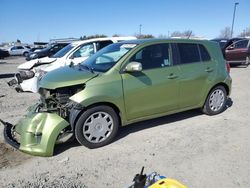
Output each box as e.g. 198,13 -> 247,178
246,56 -> 250,65
75,105 -> 119,149
23,52 -> 28,57
202,86 -> 227,115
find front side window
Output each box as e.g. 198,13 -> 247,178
177,43 -> 200,64
233,40 -> 249,49
81,43 -> 137,72
72,43 -> 94,58
17,46 -> 24,49
129,43 -> 171,70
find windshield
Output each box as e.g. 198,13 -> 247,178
38,43 -> 54,52
81,43 -> 137,72
52,44 -> 75,58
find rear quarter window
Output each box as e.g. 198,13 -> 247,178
199,44 -> 211,62
177,43 -> 200,64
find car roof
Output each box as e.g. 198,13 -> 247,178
71,36 -> 136,46
118,38 -> 212,45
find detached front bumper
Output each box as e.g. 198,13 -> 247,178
1,106 -> 69,157
1,119 -> 20,149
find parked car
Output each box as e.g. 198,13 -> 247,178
8,46 -> 30,56
8,37 -> 136,93
210,38 -> 245,58
26,43 -> 69,61
30,47 -> 45,52
225,38 -> 250,65
2,39 -> 232,156
210,38 -> 229,50
0,48 -> 9,59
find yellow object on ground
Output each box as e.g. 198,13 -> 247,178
149,178 -> 187,188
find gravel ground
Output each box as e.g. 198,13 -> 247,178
0,57 -> 250,188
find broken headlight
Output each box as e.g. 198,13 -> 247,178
38,88 -> 50,99
18,70 -> 35,80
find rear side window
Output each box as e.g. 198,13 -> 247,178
199,44 -> 211,61
96,40 -> 113,51
177,43 -> 200,64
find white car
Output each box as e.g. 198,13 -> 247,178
8,46 -> 30,56
8,37 -> 136,93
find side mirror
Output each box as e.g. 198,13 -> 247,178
125,62 -> 142,72
227,44 -> 235,50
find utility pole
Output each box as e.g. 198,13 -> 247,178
139,24 -> 142,36
231,2 -> 239,38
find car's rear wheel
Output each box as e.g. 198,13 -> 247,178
202,86 -> 227,115
75,105 -> 119,148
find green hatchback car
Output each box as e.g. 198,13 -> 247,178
3,39 -> 232,156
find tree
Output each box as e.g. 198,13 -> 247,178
218,27 -> 231,39
112,34 -> 120,37
183,30 -> 194,38
170,31 -> 182,37
238,28 -> 250,37
86,34 -> 107,39
135,34 -> 155,39
170,30 -> 194,38
158,34 -> 169,38
80,36 -> 87,40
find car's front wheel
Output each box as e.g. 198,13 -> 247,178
75,105 -> 119,148
202,86 -> 227,115
246,56 -> 250,65
23,52 -> 29,57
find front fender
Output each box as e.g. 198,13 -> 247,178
69,73 -> 127,125
15,112 -> 69,157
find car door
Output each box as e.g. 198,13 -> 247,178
122,43 -> 180,120
9,47 -> 16,55
10,46 -> 19,55
16,46 -> 24,55
225,39 -> 249,62
69,43 -> 95,65
175,43 -> 210,109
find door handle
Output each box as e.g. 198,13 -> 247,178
167,73 -> 178,79
205,67 -> 214,72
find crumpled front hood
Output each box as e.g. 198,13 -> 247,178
39,65 -> 98,90
18,57 -> 57,70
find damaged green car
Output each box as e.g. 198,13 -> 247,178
2,39 -> 232,156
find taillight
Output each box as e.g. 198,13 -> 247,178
226,62 -> 230,74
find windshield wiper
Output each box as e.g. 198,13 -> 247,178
78,64 -> 94,73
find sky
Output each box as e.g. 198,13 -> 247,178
0,0 -> 249,44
